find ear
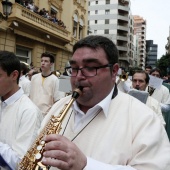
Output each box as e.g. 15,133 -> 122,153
112,63 -> 119,76
50,62 -> 54,68
11,70 -> 19,81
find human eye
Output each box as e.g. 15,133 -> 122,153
139,80 -> 144,83
84,66 -> 95,72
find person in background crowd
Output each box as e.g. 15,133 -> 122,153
148,68 -> 170,104
132,70 -> 165,125
19,62 -> 31,96
29,52 -> 61,117
163,71 -> 170,84
0,51 -> 42,170
38,35 -> 170,170
145,65 -> 152,74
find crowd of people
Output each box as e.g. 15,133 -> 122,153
0,35 -> 170,170
15,0 -> 66,29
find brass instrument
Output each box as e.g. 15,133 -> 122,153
52,70 -> 61,77
19,87 -> 83,170
119,73 -> 128,82
117,73 -> 128,85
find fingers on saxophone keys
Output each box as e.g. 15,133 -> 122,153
43,149 -> 66,161
42,157 -> 68,169
44,134 -> 60,142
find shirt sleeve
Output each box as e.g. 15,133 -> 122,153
53,77 -> 61,101
0,142 -> 20,170
84,157 -> 136,170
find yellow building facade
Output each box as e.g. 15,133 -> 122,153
0,0 -> 88,73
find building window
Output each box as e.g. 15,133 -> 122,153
95,20 -> 97,24
105,19 -> 109,24
94,30 -> 97,34
104,29 -> 109,34
73,14 -> 78,38
51,6 -> 58,16
106,0 -> 110,4
96,1 -> 98,4
79,18 -> 84,39
95,10 -> 98,14
16,46 -> 31,64
105,9 -> 110,14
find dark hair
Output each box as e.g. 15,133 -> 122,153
73,35 -> 118,64
145,65 -> 152,70
132,70 -> 150,84
41,52 -> 55,63
150,68 -> 162,77
20,62 -> 30,75
0,51 -> 21,83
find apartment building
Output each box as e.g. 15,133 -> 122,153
88,0 -> 134,70
133,15 -> 146,69
146,40 -> 158,68
0,0 -> 88,73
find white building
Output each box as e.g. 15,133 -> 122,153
88,0 -> 134,70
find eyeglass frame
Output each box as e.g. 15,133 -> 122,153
65,63 -> 114,77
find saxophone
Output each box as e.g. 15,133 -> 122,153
19,86 -> 83,170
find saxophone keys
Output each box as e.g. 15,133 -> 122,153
35,153 -> 42,160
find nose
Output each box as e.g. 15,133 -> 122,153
136,81 -> 140,85
76,69 -> 85,80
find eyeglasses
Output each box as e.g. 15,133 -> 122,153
65,64 -> 113,77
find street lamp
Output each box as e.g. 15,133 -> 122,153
0,0 -> 12,20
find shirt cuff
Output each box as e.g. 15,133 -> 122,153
0,142 -> 20,170
83,157 -> 136,170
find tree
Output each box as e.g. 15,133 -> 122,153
156,54 -> 170,76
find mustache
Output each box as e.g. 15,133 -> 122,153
135,86 -> 140,90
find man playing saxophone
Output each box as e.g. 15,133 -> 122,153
38,35 -> 170,170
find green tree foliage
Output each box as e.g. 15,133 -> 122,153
156,54 -> 170,76
128,67 -> 142,76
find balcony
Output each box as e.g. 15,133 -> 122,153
118,0 -> 130,5
117,25 -> 128,32
117,15 -> 129,22
117,45 -> 128,51
117,35 -> 128,41
7,3 -> 70,44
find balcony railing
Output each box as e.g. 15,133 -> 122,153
9,3 -> 70,40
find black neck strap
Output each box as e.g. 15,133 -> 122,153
112,83 -> 118,99
41,72 -> 52,78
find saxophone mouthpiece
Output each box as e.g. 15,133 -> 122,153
78,86 -> 83,91
72,86 -> 83,99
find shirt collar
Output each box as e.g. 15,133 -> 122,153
0,88 -> 24,106
73,86 -> 114,117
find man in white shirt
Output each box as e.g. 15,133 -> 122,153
131,70 -> 165,125
147,68 -> 170,104
0,51 -> 43,170
29,52 -> 62,117
19,62 -> 31,96
28,36 -> 170,170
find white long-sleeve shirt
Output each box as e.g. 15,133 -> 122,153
40,89 -> 170,170
0,88 -> 43,169
19,75 -> 31,96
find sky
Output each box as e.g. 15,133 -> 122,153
131,0 -> 170,59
